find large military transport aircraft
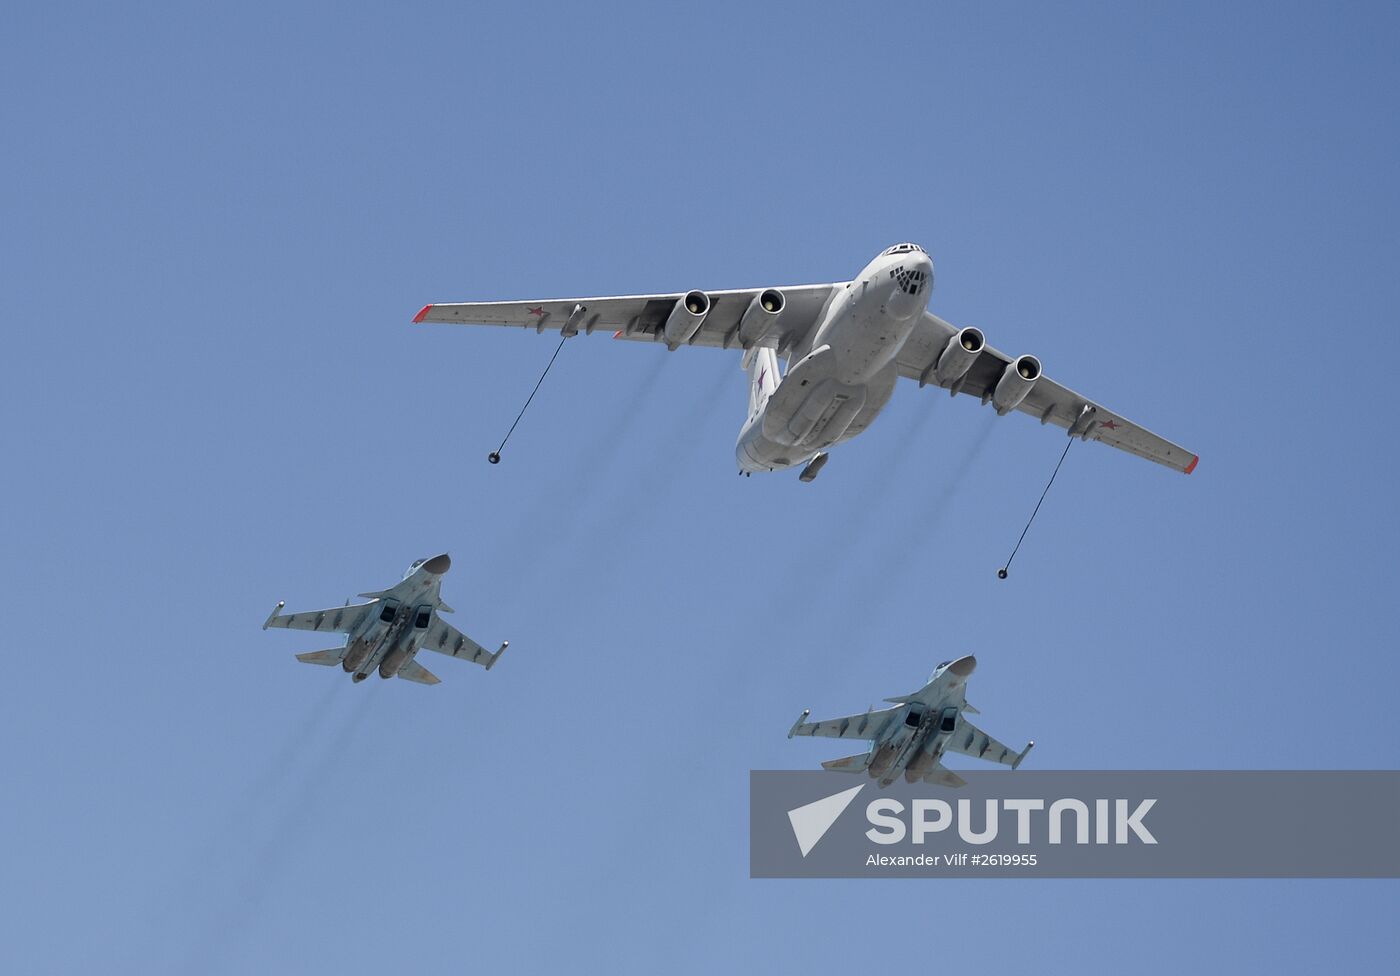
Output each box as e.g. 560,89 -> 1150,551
414,243 -> 1196,481
788,656 -> 1033,788
263,554 -> 507,685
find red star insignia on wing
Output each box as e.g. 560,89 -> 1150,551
527,306 -> 545,316
1099,419 -> 1120,430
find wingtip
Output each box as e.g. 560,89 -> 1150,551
412,304 -> 433,324
1184,455 -> 1199,475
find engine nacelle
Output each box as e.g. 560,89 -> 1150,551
992,355 -> 1042,415
342,637 -> 372,673
379,644 -> 413,678
663,290 -> 710,349
738,288 -> 785,346
932,327 -> 985,386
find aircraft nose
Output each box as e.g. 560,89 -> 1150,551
421,554 -> 451,575
948,655 -> 977,677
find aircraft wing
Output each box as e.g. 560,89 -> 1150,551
896,311 -> 1198,474
946,718 -> 1034,769
790,707 -> 898,740
264,602 -> 374,634
422,617 -> 500,669
413,283 -> 840,351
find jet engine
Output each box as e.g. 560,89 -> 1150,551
737,288 -> 784,346
932,327 -> 985,386
992,355 -> 1041,415
663,290 -> 710,349
342,637 -> 372,673
379,644 -> 413,678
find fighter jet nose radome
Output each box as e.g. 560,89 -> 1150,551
421,554 -> 452,574
948,655 -> 977,677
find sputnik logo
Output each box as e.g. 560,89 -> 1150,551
787,784 -> 865,857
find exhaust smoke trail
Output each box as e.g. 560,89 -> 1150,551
171,688 -> 377,974
491,354 -> 672,617
837,412 -> 999,626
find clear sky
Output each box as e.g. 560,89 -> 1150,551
2,1 -> 1397,972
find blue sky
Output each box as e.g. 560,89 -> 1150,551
2,1 -> 1397,971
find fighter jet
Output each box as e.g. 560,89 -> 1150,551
262,554 -> 507,685
788,656 -> 1033,787
414,243 -> 1196,481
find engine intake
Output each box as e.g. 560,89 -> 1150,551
664,290 -> 710,349
738,288 -> 785,346
929,326 -> 985,387
992,355 -> 1041,415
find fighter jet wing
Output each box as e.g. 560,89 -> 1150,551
264,602 -> 374,634
896,311 -> 1197,474
946,718 -> 1034,769
790,707 -> 899,740
422,617 -> 501,669
413,284 -> 840,351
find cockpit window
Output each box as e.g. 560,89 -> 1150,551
934,660 -> 951,671
883,243 -> 926,256
410,559 -> 426,569
888,265 -> 929,295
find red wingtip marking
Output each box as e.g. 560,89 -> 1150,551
1184,455 -> 1199,475
612,330 -> 623,339
412,304 -> 432,324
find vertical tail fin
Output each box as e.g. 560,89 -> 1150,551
742,346 -> 781,419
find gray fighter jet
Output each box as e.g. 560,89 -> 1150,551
788,656 -> 1033,787
263,554 -> 507,685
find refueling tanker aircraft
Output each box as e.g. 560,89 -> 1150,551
788,655 -> 1033,788
413,243 -> 1196,481
262,554 -> 507,685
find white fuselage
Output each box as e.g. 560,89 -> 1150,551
736,245 -> 934,473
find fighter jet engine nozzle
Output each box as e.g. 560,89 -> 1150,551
663,290 -> 711,349
421,553 -> 451,575
992,355 -> 1042,415
738,289 -> 785,346
932,327 -> 986,386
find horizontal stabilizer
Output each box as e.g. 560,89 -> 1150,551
397,659 -> 441,685
295,648 -> 346,667
922,765 -> 967,789
821,752 -> 872,773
